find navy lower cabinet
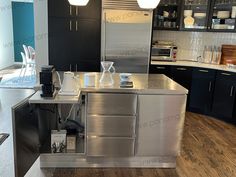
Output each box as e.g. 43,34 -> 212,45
171,66 -> 192,109
189,68 -> 216,114
212,71 -> 236,122
149,65 -> 172,78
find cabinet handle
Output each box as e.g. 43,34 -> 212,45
75,21 -> 78,31
221,72 -> 231,76
69,20 -> 72,31
156,66 -> 166,69
76,6 -> 79,16
230,86 -> 234,97
75,64 -> 78,72
208,81 -> 212,92
70,64 -> 72,71
176,67 -> 187,71
69,6 -> 72,16
199,69 -> 209,73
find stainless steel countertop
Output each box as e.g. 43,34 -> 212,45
0,89 -> 35,177
29,73 -> 187,104
79,73 -> 188,94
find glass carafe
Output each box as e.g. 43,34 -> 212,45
99,61 -> 116,87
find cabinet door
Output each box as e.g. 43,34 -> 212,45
189,68 -> 216,113
208,0 -> 236,32
171,66 -> 192,90
153,0 -> 181,30
180,0 -> 212,31
48,18 -> 73,71
149,65 -> 171,77
48,0 -> 72,18
78,0 -> 101,20
136,95 -> 187,156
13,101 -> 39,177
212,71 -> 236,119
70,19 -> 101,72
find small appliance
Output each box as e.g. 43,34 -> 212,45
40,65 -> 56,98
151,41 -> 178,61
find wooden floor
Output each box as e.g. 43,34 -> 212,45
43,112 -> 236,177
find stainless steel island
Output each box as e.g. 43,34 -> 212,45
29,73 -> 188,169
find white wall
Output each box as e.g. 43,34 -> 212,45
34,0 -> 48,74
153,30 -> 236,61
0,0 -> 14,70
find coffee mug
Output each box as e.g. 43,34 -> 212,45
84,73 -> 96,87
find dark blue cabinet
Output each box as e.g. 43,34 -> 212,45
189,68 -> 216,114
48,0 -> 101,72
212,71 -> 236,121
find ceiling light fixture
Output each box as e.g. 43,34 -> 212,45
137,0 -> 160,9
68,0 -> 89,6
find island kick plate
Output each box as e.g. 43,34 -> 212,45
0,133 -> 9,145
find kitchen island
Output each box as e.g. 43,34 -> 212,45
25,73 -> 188,173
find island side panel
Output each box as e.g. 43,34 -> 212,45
136,94 -> 187,157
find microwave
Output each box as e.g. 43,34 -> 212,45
151,44 -> 177,61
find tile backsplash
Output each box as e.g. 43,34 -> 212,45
153,31 -> 236,61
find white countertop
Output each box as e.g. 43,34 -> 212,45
151,61 -> 236,73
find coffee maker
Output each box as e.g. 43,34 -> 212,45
40,65 -> 56,97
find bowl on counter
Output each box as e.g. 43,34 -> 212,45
119,73 -> 132,81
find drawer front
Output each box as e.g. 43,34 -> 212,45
87,137 -> 135,157
87,115 -> 136,137
87,93 -> 137,115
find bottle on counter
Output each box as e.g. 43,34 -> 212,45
211,46 -> 222,65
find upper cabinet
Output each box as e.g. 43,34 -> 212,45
180,0 -> 211,31
153,0 -> 182,30
153,0 -> 236,32
209,0 -> 236,32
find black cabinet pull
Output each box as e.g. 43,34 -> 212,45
69,20 -> 72,31
156,66 -> 165,69
230,86 -> 234,97
70,64 -> 72,71
176,67 -> 187,71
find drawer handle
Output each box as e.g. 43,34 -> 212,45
176,68 -> 187,71
199,69 -> 209,73
230,86 -> 234,97
69,6 -> 72,16
75,21 -> 78,31
221,73 -> 231,76
156,66 -> 166,69
76,6 -> 79,16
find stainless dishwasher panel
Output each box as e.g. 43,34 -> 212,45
87,137 -> 135,157
87,93 -> 137,115
87,115 -> 136,137
136,95 -> 187,156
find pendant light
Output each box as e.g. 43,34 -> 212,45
137,0 -> 160,9
68,0 -> 89,6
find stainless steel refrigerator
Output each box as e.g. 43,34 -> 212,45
101,0 -> 153,73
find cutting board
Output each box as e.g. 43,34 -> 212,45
221,45 -> 236,64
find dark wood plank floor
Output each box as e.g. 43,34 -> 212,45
44,112 -> 236,177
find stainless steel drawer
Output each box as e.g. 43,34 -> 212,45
87,137 -> 135,157
87,115 -> 136,137
87,93 -> 137,115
